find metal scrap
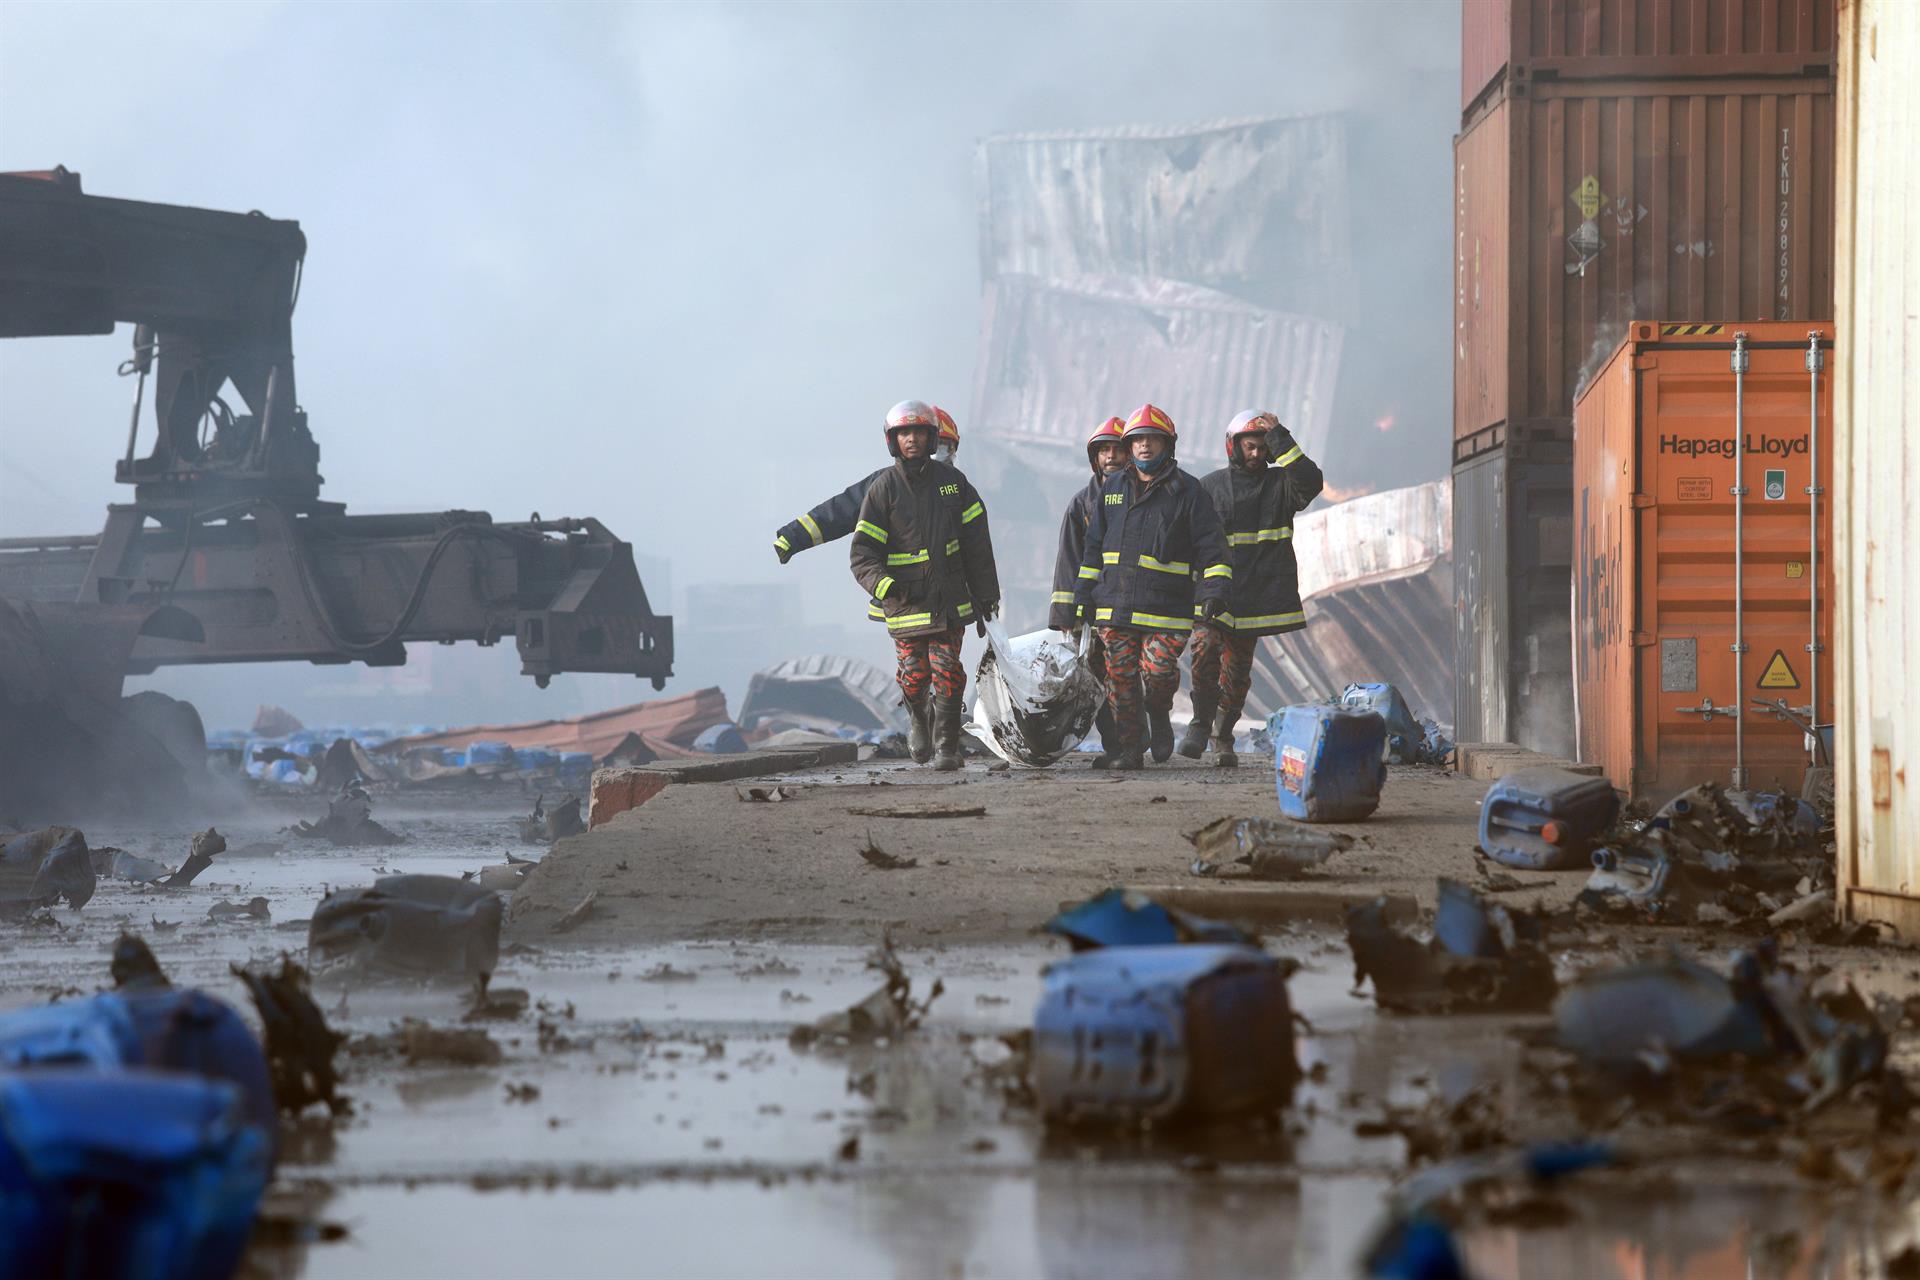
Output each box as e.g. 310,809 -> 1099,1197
846,803 -> 985,820
292,781 -> 404,848
232,956 -> 347,1116
1045,888 -> 1253,951
792,932 -> 943,1047
1187,816 -> 1352,878
0,826 -> 96,912
856,833 -> 917,870
310,875 -> 503,979
1346,878 -> 1556,1014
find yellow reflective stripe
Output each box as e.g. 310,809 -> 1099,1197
1233,610 -> 1305,630
1203,563 -> 1233,579
856,520 -> 888,544
1095,608 -> 1114,621
886,612 -> 933,630
1077,565 -> 1101,580
1130,612 -> 1193,631
875,575 -> 895,599
868,602 -> 885,619
945,539 -> 960,556
1226,527 -> 1293,546
1050,590 -> 1075,605
1275,446 -> 1303,467
774,534 -> 791,552
1138,555 -> 1190,575
1101,551 -> 1120,565
960,501 -> 984,524
957,601 -> 974,616
886,549 -> 929,565
799,513 -> 823,545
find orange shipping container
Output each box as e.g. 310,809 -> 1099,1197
1573,320 -> 1833,799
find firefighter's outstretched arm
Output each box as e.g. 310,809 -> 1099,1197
777,473 -> 875,563
1271,424 -> 1324,509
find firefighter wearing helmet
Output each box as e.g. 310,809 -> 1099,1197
1183,410 -> 1323,765
1069,403 -> 1231,770
850,400 -> 1001,770
1047,416 -> 1128,765
772,407 -> 961,565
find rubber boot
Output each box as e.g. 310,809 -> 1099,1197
905,695 -> 933,765
1177,697 -> 1215,760
931,694 -> 964,772
1090,702 -> 1118,769
1148,706 -> 1175,764
1211,708 -> 1240,769
1112,741 -> 1146,772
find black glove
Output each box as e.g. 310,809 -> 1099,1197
975,619 -> 987,638
983,600 -> 1001,622
775,541 -> 793,565
885,577 -> 921,605
1198,597 -> 1226,623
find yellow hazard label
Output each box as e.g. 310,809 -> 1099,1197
1659,323 -> 1728,336
1786,561 -> 1805,579
1758,649 -> 1800,689
1571,175 -> 1603,219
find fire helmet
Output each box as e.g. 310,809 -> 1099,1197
1085,416 -> 1126,471
1122,403 -> 1177,446
932,406 -> 961,454
1226,409 -> 1278,459
884,400 -> 940,457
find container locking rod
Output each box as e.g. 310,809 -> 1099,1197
1730,333 -> 1751,790
1804,331 -> 1825,757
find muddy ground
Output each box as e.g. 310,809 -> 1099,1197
5,755 -> 1919,1278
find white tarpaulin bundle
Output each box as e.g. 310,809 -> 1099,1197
969,622 -> 1104,767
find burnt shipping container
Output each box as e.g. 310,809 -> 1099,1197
1463,0 -> 1837,115
1451,5 -> 1835,751
1573,321 -> 1832,799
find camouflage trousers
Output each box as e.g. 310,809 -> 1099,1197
1188,624 -> 1259,728
1098,627 -> 1188,750
894,629 -> 966,702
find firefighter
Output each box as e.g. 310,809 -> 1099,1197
851,400 -> 1000,771
774,407 -> 961,564
1048,416 -> 1128,766
1182,410 -> 1324,766
1071,404 -> 1231,771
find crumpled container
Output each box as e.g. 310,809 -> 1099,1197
309,874 -> 503,981
969,622 -> 1103,767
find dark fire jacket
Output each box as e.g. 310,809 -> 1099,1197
1196,427 -> 1324,636
850,459 -> 1000,640
1047,475 -> 1105,632
1072,466 -> 1231,634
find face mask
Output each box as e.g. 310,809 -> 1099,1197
1135,450 -> 1172,475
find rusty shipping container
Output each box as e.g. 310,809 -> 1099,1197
1463,0 -> 1837,114
1451,6 -> 1835,751
1573,321 -> 1833,799
1833,0 -> 1920,931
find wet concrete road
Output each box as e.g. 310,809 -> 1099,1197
5,795 -> 1914,1278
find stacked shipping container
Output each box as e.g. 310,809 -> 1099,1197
1452,0 -> 1837,752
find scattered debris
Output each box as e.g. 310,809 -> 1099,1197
518,794 -> 585,843
400,1022 -> 503,1067
291,780 -> 405,847
149,916 -> 180,934
470,861 -> 530,892
737,785 -> 801,803
792,932 -> 943,1047
101,848 -> 174,883
1338,682 -> 1452,766
636,963 -> 698,983
1045,888 -> 1252,951
550,890 -> 599,935
167,827 -> 225,887
1034,943 -> 1299,1123
857,832 -> 917,871
310,875 -> 502,981
503,1081 -> 541,1103
846,804 -> 986,820
232,956 -> 347,1116
1347,878 -> 1556,1014
0,826 -> 96,913
209,897 -> 271,923
1473,863 -> 1554,894
110,933 -> 169,990
464,982 -> 530,1021
1187,817 -> 1352,878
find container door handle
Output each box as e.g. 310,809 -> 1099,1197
1674,696 -> 1739,724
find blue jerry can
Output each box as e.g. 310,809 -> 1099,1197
1269,705 -> 1387,823
1033,944 -> 1298,1124
1337,683 -> 1422,760
0,1069 -> 271,1280
1479,767 -> 1622,870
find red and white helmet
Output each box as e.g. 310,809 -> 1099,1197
884,400 -> 940,456
1085,416 -> 1126,471
1122,403 -> 1177,443
1226,409 -> 1278,459
931,406 -> 961,454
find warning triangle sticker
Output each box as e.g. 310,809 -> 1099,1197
1757,649 -> 1800,689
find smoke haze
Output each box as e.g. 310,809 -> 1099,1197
0,0 -> 1458,725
